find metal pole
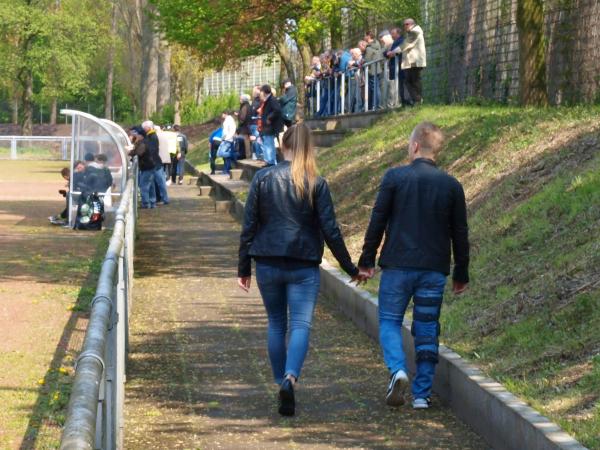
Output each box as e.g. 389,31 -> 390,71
395,56 -> 400,107
334,76 -> 338,115
10,138 -> 17,160
316,80 -> 321,115
364,66 -> 369,112
341,75 -> 345,115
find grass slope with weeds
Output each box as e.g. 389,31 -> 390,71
317,105 -> 600,448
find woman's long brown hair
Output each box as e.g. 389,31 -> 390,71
281,123 -> 318,205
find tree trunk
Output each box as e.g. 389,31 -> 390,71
11,95 -> 19,125
157,38 -> 171,111
50,98 -> 58,125
296,42 -> 314,116
275,36 -> 296,85
104,1 -> 118,119
21,71 -> 34,136
173,75 -> 181,125
517,0 -> 548,105
140,2 -> 159,118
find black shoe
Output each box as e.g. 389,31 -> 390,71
278,378 -> 295,416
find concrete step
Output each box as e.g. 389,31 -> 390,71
305,109 -> 388,132
235,160 -> 267,183
311,129 -> 351,147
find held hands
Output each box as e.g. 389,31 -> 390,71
238,276 -> 251,292
352,266 -> 376,286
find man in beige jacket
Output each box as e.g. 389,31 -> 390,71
401,19 -> 426,104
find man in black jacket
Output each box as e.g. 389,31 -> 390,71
358,122 -> 469,410
259,84 -> 283,166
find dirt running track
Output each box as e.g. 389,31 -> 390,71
124,184 -> 486,449
0,160 -> 105,449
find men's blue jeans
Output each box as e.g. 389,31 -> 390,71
255,262 -> 320,384
378,268 -> 446,399
139,169 -> 156,208
261,134 -> 277,165
153,166 -> 169,204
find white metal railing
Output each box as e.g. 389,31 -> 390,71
60,160 -> 138,450
305,55 -> 405,118
0,135 -> 71,160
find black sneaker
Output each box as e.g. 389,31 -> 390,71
278,378 -> 295,416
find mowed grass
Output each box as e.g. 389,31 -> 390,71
317,104 -> 600,448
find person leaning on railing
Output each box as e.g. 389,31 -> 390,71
362,31 -> 383,110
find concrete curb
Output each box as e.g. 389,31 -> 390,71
319,261 -> 586,450
191,162 -> 587,450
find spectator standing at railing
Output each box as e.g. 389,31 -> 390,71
379,30 -> 397,109
317,53 -> 333,117
362,31 -> 383,110
347,48 -> 364,113
279,80 -> 298,127
259,84 -> 283,166
401,19 -> 426,104
304,56 -> 322,116
334,49 -> 352,114
388,27 -> 410,106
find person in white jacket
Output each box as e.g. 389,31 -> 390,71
401,19 -> 426,104
219,111 -> 237,175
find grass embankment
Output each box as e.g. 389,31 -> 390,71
183,105 -> 600,446
317,105 -> 600,448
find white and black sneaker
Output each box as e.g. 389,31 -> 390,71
412,397 -> 431,409
386,369 -> 409,407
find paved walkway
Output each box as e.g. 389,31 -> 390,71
124,184 -> 485,449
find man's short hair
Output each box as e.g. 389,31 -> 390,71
84,152 -> 94,162
391,27 -> 401,35
240,94 -> 251,102
95,153 -> 108,162
173,124 -> 181,131
61,167 -> 70,177
260,84 -> 272,95
365,30 -> 375,39
411,122 -> 445,154
141,120 -> 154,130
378,30 -> 391,39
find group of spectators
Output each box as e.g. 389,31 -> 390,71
128,121 -> 188,209
304,18 -> 426,117
208,81 -> 297,174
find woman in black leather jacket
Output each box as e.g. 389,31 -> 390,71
238,123 -> 361,416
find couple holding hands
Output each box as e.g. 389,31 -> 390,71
238,121 -> 469,416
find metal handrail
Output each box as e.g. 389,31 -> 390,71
60,159 -> 138,450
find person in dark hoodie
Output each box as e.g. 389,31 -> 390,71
279,80 -> 298,128
258,84 -> 283,166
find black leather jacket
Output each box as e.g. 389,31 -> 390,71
358,158 -> 470,283
238,162 -> 358,278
